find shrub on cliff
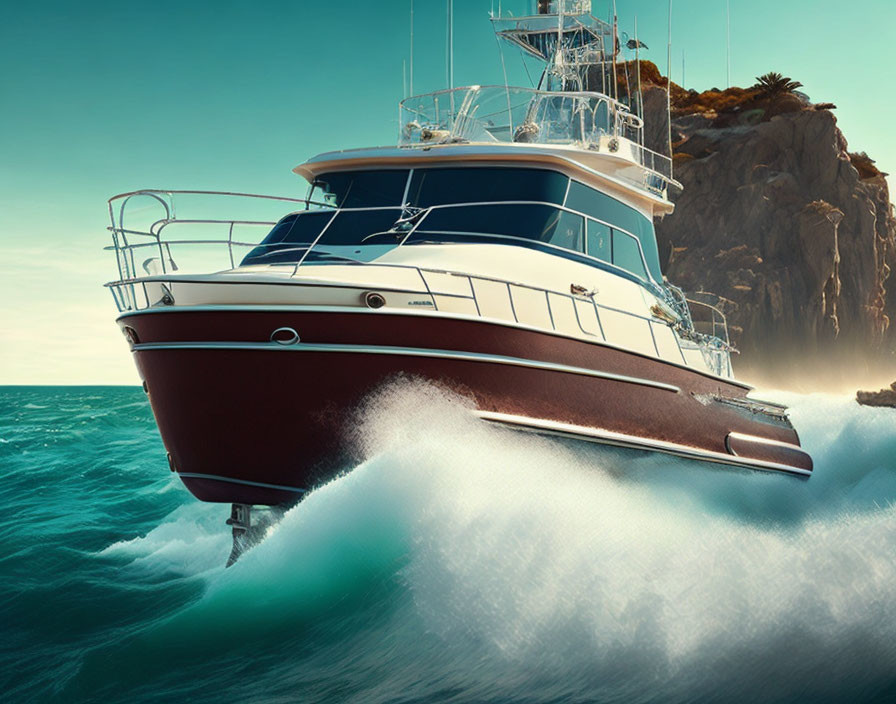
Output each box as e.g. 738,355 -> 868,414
753,72 -> 803,99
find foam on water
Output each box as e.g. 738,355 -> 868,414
3,385 -> 895,703
100,503 -> 230,578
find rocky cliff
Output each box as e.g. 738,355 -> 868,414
634,65 -> 896,384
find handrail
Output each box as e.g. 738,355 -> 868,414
399,84 -> 636,125
105,189 -> 732,375
398,84 -> 679,196
108,197 -> 678,318
109,196 -> 665,290
107,189 -> 309,205
105,257 -> 732,377
107,255 -> 694,331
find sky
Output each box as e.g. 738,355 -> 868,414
1,0 -> 894,384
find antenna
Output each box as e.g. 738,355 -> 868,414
410,0 -> 414,96
667,0 -> 673,158
403,60 -> 407,99
682,49 -> 685,89
726,0 -> 731,88
446,0 -> 455,91
612,0 -> 619,101
635,15 -> 643,143
557,0 -> 563,89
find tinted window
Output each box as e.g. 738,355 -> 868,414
240,211 -> 334,265
412,204 -> 584,252
612,230 -> 648,280
550,210 -> 585,252
408,168 -> 569,207
259,216 -> 298,244
586,220 -> 611,262
312,170 -> 409,208
566,181 -> 662,280
315,209 -> 404,247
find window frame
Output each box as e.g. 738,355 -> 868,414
406,166 -> 570,208
295,165 -> 662,289
406,198 -> 656,285
564,179 -> 663,283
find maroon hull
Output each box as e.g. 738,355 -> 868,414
122,308 -> 812,504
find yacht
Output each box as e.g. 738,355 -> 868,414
106,1 -> 812,555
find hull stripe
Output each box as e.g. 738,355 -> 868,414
132,340 -> 681,393
476,411 -> 812,477
177,472 -> 308,494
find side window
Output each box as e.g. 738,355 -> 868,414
566,181 -> 640,234
407,204 -> 584,254
612,230 -> 648,280
566,180 -> 662,281
586,220 -> 611,262
542,210 -> 584,252
312,170 -> 409,208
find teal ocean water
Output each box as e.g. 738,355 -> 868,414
2,384 -> 895,703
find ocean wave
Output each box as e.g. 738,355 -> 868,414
62,382 -> 896,703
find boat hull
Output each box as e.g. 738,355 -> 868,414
121,307 -> 812,505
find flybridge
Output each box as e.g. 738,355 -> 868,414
398,0 -> 677,198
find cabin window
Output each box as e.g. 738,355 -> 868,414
565,180 -> 662,281
314,209 -> 405,247
277,166 -> 663,286
407,167 -> 568,207
612,230 -> 649,280
586,220 -> 611,262
240,211 -> 335,265
260,216 -> 299,244
410,203 -> 585,253
311,170 -> 409,208
549,210 -> 585,252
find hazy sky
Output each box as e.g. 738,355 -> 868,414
2,0 -> 894,384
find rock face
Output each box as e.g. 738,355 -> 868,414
641,83 -> 896,381
857,382 -> 896,408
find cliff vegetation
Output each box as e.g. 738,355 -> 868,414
626,61 -> 896,383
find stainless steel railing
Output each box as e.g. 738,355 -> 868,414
399,85 -> 678,196
105,189 -> 733,376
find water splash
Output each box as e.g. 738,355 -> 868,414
3,385 -> 894,703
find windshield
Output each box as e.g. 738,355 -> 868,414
244,166 -> 660,285
407,167 -> 568,207
240,209 -> 407,266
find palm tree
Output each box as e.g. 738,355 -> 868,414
754,72 -> 803,98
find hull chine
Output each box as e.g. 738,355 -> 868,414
477,411 -> 813,477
